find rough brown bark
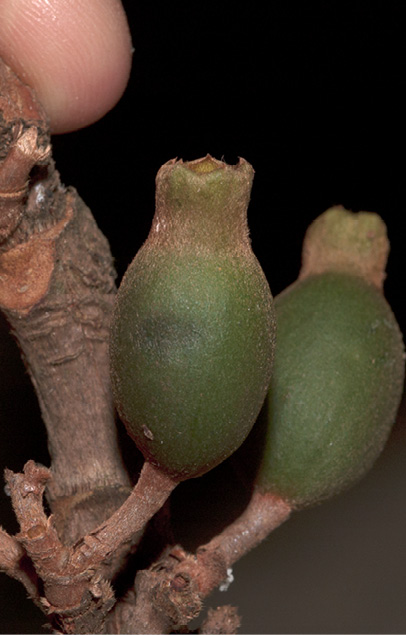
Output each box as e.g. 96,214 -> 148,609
0,57 -> 137,632
0,58 -> 132,546
3,459 -> 177,633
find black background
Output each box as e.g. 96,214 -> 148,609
1,2 -> 406,632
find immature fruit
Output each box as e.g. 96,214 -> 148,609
253,207 -> 405,508
110,156 -> 275,480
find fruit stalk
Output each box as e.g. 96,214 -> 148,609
69,461 -> 178,570
195,489 -> 291,595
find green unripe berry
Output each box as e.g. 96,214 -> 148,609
253,208 -> 405,508
110,156 -> 275,480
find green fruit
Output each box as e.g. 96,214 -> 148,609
110,156 -> 275,480
253,208 -> 405,508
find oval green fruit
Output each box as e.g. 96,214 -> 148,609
254,271 -> 404,508
110,156 -> 275,480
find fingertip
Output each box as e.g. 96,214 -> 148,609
0,0 -> 133,133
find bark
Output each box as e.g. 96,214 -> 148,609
0,58 -> 132,547
4,460 -> 177,633
0,58 -> 137,632
0,525 -> 39,602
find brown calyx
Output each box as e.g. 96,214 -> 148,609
299,206 -> 389,290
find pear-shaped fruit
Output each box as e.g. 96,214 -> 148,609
110,156 -> 275,480
253,207 -> 405,508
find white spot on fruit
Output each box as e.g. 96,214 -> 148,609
142,425 -> 154,440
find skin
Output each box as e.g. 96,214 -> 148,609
0,0 -> 132,133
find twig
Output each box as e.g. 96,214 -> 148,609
0,57 -> 131,549
0,56 -> 138,632
0,525 -> 39,601
4,459 -> 177,632
106,490 -> 291,633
